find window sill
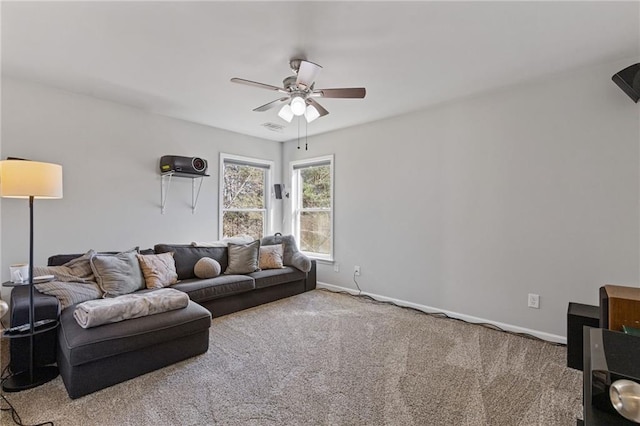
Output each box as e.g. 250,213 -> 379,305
300,251 -> 334,264
309,257 -> 334,265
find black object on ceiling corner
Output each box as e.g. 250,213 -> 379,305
612,63 -> 640,103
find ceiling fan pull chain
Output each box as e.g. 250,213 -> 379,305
305,119 -> 308,151
297,117 -> 300,150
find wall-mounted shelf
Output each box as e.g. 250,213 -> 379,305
160,171 -> 208,214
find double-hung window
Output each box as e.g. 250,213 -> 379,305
219,154 -> 273,240
290,155 -> 334,260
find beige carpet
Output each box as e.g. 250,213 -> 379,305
1,290 -> 582,425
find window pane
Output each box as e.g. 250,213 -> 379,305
223,164 -> 265,209
300,211 -> 331,254
301,165 -> 331,208
223,211 -> 264,240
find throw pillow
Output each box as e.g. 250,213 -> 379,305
224,240 -> 260,275
136,252 -> 178,289
259,244 -> 284,270
260,234 -> 312,272
194,257 -> 222,278
90,249 -> 145,297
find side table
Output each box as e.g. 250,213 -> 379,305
5,285 -> 59,378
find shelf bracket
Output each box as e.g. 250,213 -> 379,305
160,171 -> 206,214
192,177 -> 204,214
160,173 -> 173,214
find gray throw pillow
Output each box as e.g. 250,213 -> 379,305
224,240 -> 260,275
90,249 -> 145,297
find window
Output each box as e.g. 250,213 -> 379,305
219,154 -> 273,240
291,155 -> 334,260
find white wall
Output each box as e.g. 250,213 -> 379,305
284,58 -> 640,339
0,78 -> 283,282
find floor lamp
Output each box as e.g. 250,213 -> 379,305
1,159 -> 63,391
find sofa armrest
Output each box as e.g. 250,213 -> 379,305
9,285 -> 60,372
10,285 -> 60,325
305,260 -> 317,292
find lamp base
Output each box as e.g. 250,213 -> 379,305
2,365 -> 59,392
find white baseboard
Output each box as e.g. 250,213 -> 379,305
316,282 -> 566,345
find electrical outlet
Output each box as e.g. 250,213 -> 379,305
334,263 -> 340,272
354,265 -> 361,276
528,293 -> 540,309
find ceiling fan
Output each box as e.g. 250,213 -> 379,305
231,59 -> 366,123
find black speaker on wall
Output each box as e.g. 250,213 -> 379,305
612,63 -> 640,103
274,184 -> 284,200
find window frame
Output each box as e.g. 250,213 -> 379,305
290,155 -> 334,261
219,153 -> 274,239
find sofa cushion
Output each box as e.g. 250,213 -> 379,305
154,244 -> 228,280
58,299 -> 211,367
249,267 -> 306,289
171,275 -> 255,303
48,249 -> 155,267
191,235 -> 254,247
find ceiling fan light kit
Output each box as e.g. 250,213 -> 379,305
290,96 -> 306,116
304,105 -> 320,123
231,58 -> 366,125
278,104 -> 294,123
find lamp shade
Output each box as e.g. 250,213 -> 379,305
278,104 -> 294,123
0,160 -> 63,199
290,96 -> 306,116
304,105 -> 320,123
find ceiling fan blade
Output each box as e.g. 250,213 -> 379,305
313,87 -> 366,98
296,60 -> 322,89
253,97 -> 290,112
307,98 -> 329,117
231,78 -> 287,93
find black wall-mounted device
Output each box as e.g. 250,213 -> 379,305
612,63 -> 640,103
160,155 -> 209,177
274,184 -> 284,199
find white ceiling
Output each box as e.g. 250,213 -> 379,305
2,1 -> 639,142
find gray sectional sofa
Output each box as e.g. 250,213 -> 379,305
9,238 -> 317,398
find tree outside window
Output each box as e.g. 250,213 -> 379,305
292,156 -> 333,259
221,155 -> 271,240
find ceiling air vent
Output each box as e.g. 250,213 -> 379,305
261,122 -> 285,133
